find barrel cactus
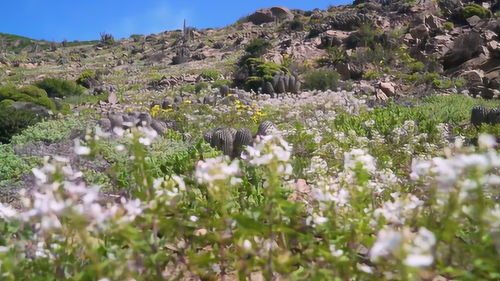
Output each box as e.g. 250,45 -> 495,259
486,108 -> 500,125
219,85 -> 230,97
257,120 -> 277,136
471,105 -> 489,126
233,127 -> 253,158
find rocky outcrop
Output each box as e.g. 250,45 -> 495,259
248,6 -> 293,25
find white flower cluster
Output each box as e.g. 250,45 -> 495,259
243,134 -> 293,176
374,193 -> 424,225
13,158 -> 143,237
370,226 -> 436,268
411,137 -> 500,203
344,148 -> 376,173
195,156 -> 241,188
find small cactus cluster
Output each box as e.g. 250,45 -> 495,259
471,105 -> 500,126
263,72 -> 301,96
172,46 -> 191,65
329,13 -> 369,31
97,112 -> 176,136
204,121 -> 277,158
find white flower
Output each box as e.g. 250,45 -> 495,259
370,227 -> 402,261
190,215 -> 198,222
74,139 -> 91,155
0,203 -> 17,220
478,134 -> 496,149
243,239 -> 252,250
344,149 -> 376,173
32,168 -> 48,183
329,245 -> 344,257
195,156 -> 240,186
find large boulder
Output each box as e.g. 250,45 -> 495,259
248,6 -> 293,25
459,70 -> 484,86
270,6 -> 294,22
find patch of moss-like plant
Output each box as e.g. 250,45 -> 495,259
0,85 -> 56,111
463,4 -> 492,19
35,78 -> 86,98
0,104 -> 40,143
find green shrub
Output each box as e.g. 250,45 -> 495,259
10,115 -> 86,146
443,21 -> 454,30
0,144 -> 29,183
463,3 -> 492,19
200,70 -> 220,80
76,69 -> 97,87
0,104 -> 40,143
0,85 -> 56,111
212,79 -> 232,88
178,84 -> 196,93
245,38 -> 272,58
34,78 -> 86,98
303,69 -> 340,91
432,77 -> 466,89
288,19 -> 304,31
243,58 -> 288,91
362,71 -> 380,80
317,47 -> 347,67
195,82 -> 209,93
408,61 -> 425,73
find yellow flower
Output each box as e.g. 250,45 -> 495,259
184,100 -> 192,104
150,105 -> 161,117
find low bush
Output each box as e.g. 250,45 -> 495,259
443,21 -> 454,30
303,69 -> 340,91
463,3 -> 492,19
0,144 -> 29,183
10,115 -> 86,146
200,70 -> 220,80
76,69 -> 97,87
34,78 -> 86,98
0,85 -> 56,111
0,104 -> 40,143
212,79 -> 232,89
241,58 -> 288,91
244,38 -> 272,58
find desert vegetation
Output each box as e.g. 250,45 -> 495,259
0,0 -> 499,280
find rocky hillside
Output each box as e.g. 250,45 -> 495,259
0,1 -> 500,280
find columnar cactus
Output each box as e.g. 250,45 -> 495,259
264,82 -> 275,95
471,105 -> 489,126
268,72 -> 301,95
233,127 -> 253,158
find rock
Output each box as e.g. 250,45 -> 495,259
11,102 -> 51,117
459,70 -> 484,86
108,114 -> 123,129
467,16 -> 482,27
336,63 -> 363,80
270,6 -> 294,22
487,41 -> 500,58
378,82 -> 397,96
424,15 -> 443,30
107,92 -> 118,104
248,8 -> 275,25
98,118 -> 112,131
410,24 -> 429,40
375,88 -> 388,101
151,119 -> 168,135
162,97 -> 174,109
248,6 -> 293,25
483,30 -> 497,41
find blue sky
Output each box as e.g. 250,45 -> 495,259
1,0 -> 350,42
